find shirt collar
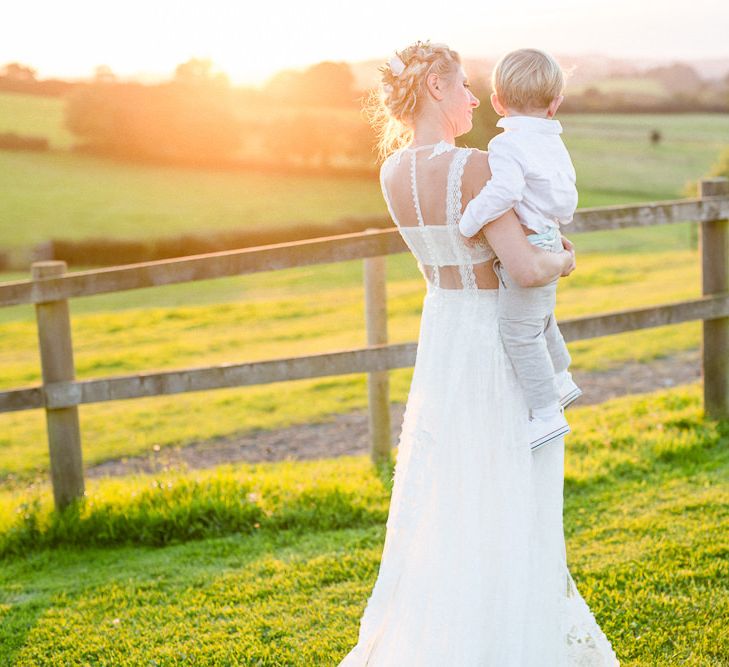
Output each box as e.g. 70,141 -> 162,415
496,116 -> 562,134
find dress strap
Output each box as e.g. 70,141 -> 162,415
447,148 -> 480,291
445,148 -> 473,227
409,150 -> 440,289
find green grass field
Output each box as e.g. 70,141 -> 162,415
0,246 -> 702,481
0,92 -> 74,149
0,91 -> 728,666
0,93 -> 723,481
0,385 -> 727,665
0,90 -> 727,251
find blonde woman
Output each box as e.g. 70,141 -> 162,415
338,42 -> 619,665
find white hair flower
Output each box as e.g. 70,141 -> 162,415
388,54 -> 406,77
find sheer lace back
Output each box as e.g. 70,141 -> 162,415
380,141 -> 496,290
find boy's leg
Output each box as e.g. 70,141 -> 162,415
543,230 -> 572,376
544,314 -> 571,376
495,262 -> 559,411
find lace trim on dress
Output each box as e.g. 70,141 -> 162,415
379,153 -> 437,291
400,140 -> 456,161
445,148 -> 478,291
563,569 -> 620,665
426,140 -> 456,160
409,151 -> 440,289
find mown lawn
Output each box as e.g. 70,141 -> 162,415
0,385 -> 727,665
0,246 -> 703,481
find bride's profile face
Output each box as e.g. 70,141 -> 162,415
442,66 -> 480,136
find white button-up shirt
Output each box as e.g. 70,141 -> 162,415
459,116 -> 578,237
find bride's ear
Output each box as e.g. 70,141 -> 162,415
426,73 -> 445,101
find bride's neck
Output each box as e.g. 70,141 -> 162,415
411,118 -> 455,148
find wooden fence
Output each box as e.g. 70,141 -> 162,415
1,177 -> 728,510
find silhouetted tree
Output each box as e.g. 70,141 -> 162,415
264,69 -> 300,100
174,58 -> 229,88
301,61 -> 356,106
66,78 -> 241,162
93,65 -> 117,84
1,62 -> 36,81
645,63 -> 703,94
265,61 -> 356,106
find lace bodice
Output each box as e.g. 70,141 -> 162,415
380,142 -> 496,291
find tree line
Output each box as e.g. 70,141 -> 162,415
60,58 -> 499,170
1,58 -> 728,171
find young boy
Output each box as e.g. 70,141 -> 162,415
459,48 -> 582,450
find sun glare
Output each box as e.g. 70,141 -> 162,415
3,0 -> 728,85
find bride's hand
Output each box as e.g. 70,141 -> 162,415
560,244 -> 576,277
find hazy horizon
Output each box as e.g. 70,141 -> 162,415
5,0 -> 729,85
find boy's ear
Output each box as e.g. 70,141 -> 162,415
426,73 -> 444,101
490,92 -> 507,116
547,95 -> 564,118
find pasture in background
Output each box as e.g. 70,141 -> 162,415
1,90 -> 728,256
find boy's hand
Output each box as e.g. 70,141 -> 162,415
561,235 -> 574,253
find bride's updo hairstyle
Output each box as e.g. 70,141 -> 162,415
366,40 -> 462,160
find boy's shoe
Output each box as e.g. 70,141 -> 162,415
557,372 -> 583,409
529,408 -> 570,451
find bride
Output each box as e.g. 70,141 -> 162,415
338,41 -> 619,665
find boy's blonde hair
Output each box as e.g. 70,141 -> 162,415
491,48 -> 565,111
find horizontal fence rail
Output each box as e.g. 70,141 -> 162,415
1,195 -> 728,308
1,293 -> 728,414
1,179 -> 728,509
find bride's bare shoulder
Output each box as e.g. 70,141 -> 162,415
462,148 -> 492,198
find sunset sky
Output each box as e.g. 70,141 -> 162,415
6,0 -> 728,85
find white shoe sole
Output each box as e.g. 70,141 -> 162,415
531,423 -> 571,451
559,386 -> 583,409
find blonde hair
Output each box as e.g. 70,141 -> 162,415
491,48 -> 565,111
365,40 -> 461,161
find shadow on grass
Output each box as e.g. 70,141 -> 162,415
0,525 -> 385,665
0,597 -> 50,665
2,387 -> 727,567
0,465 -> 391,560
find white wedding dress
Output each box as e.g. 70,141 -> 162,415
338,142 -> 619,666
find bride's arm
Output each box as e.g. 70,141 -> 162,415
482,211 -> 574,287
461,149 -> 574,287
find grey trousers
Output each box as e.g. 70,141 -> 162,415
494,237 -> 571,411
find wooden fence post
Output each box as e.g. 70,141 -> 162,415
32,260 -> 85,509
700,177 -> 729,419
364,231 -> 391,463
